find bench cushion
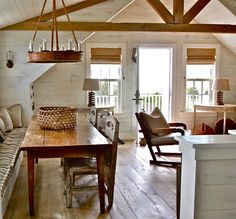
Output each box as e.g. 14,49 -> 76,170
0,127 -> 26,197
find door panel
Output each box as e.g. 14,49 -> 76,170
136,46 -> 173,120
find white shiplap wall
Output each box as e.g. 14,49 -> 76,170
1,30 -> 236,139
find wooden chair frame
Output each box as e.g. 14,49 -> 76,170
64,115 -> 119,209
135,111 -> 186,167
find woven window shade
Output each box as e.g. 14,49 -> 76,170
91,48 -> 121,64
187,48 -> 216,64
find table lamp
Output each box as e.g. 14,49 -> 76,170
212,78 -> 229,105
83,78 -> 100,107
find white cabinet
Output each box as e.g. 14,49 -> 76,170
175,135 -> 236,219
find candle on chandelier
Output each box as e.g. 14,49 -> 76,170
60,43 -> 65,51
68,39 -> 72,50
78,42 -> 81,51
28,40 -> 33,52
42,38 -> 47,51
39,43 -> 42,52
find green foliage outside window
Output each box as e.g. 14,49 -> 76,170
187,87 -> 199,95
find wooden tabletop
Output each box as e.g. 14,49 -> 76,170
21,116 -> 111,151
194,104 -> 236,112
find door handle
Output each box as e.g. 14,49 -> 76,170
132,98 -> 143,101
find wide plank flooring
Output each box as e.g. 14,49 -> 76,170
4,141 -> 177,219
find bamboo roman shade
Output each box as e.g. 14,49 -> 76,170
187,48 -> 216,64
91,48 -> 121,64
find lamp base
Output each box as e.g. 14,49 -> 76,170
216,91 -> 224,105
87,91 -> 95,107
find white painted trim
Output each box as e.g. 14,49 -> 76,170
85,43 -> 126,113
182,43 -> 220,111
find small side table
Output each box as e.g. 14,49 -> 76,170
194,104 -> 236,134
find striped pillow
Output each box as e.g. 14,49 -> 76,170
0,108 -> 13,132
0,129 -> 4,143
0,118 -> 5,133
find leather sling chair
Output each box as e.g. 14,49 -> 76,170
135,107 -> 187,167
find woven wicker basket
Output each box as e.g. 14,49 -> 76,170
37,106 -> 78,130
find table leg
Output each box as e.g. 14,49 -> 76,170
97,153 -> 105,213
193,106 -> 196,130
223,112 -> 227,134
27,152 -> 35,216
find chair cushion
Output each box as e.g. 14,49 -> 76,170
0,108 -> 13,132
139,111 -> 169,137
150,133 -> 179,145
64,157 -> 97,174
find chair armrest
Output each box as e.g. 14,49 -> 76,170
168,122 -> 187,130
152,128 -> 185,135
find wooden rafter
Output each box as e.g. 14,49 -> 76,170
145,0 -> 174,23
146,0 -> 211,24
3,21 -> 236,33
3,0 -> 108,29
183,0 -> 211,24
173,0 -> 184,23
1,0 -> 235,34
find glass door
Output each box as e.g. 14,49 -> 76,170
136,46 -> 173,120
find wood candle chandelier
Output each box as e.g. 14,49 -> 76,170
27,0 -> 83,63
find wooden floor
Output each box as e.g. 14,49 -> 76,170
4,141 -> 177,219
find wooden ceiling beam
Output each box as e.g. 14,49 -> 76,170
34,0 -> 109,21
184,0 -> 211,23
173,0 -> 184,23
145,0 -> 174,23
3,0 -> 108,30
3,21 -> 236,33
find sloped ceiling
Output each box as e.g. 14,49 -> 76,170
219,0 -> 236,14
216,0 -> 236,54
0,0 -> 236,55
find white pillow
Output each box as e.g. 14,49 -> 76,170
0,108 -> 13,132
7,104 -> 22,128
0,117 -> 6,133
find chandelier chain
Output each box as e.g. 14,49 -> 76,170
61,0 -> 79,49
33,0 -> 47,42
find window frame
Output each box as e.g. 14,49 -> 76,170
185,77 -> 212,110
90,65 -> 122,111
86,43 -> 126,113
183,44 -> 220,111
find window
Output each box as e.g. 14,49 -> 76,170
91,64 -> 121,111
185,48 -> 216,111
90,47 -> 122,112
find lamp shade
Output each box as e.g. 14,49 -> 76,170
82,79 -> 100,91
212,79 -> 229,91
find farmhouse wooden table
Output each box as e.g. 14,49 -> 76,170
20,117 -> 112,216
